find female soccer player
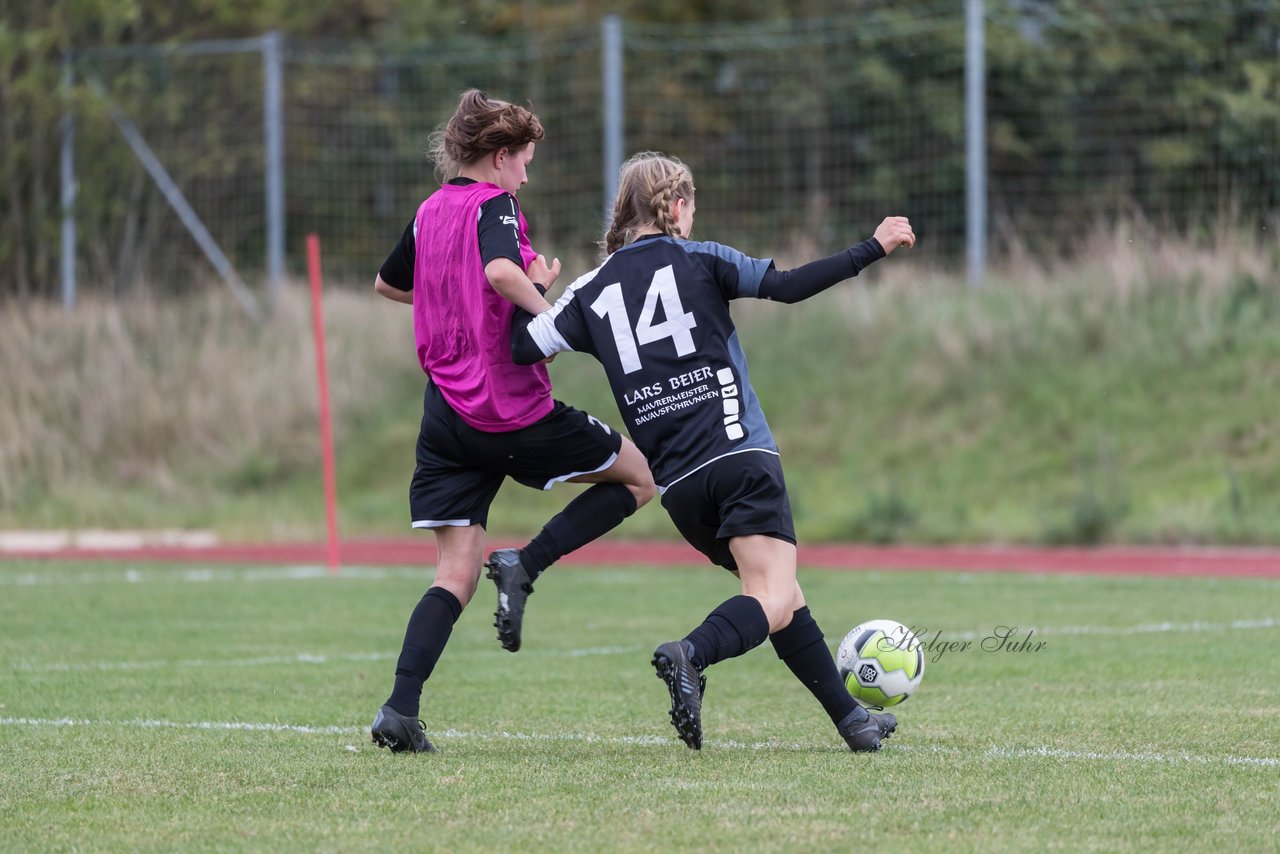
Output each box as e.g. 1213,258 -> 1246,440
510,151 -> 915,751
368,91 -> 655,753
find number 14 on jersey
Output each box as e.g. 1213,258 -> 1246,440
590,265 -> 698,374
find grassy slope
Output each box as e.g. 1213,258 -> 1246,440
326,236 -> 1280,545
755,261 -> 1280,545
2,234 -> 1277,544
2,561 -> 1277,851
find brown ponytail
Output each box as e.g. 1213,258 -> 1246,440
428,89 -> 545,182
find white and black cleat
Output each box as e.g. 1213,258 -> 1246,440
652,640 -> 705,750
486,549 -> 534,653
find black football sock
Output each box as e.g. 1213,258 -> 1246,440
385,586 -> 462,718
683,595 -> 771,670
769,606 -> 857,724
520,483 -> 638,580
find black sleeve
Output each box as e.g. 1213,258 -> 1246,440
755,238 -> 886,304
377,220 -> 416,291
477,193 -> 524,268
510,283 -> 548,365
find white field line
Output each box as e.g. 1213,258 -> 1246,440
8,564 -> 1280,588
11,651 -> 398,672
8,618 -> 1278,674
0,716 -> 1275,768
0,565 -> 428,586
899,616 -> 1280,643
885,742 -> 1280,769
9,645 -> 641,673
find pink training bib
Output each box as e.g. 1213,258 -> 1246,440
412,182 -> 552,432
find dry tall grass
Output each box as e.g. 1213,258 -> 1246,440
0,282 -> 417,516
809,220 -> 1278,368
2,228 -> 1275,539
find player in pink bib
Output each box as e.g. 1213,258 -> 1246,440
409,179 -> 551,431
369,91 -> 655,754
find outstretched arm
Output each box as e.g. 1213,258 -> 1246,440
756,216 -> 915,304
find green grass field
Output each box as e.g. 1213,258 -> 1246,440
2,558 -> 1277,852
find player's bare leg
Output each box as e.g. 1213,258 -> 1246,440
433,523 -> 487,606
731,535 -> 800,633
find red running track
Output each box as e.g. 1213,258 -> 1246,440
5,538 -> 1280,578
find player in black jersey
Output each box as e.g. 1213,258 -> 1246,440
510,151 -> 915,751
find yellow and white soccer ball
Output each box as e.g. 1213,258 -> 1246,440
836,619 -> 925,709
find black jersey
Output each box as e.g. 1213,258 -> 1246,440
515,234 -> 778,490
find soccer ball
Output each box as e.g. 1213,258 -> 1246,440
836,619 -> 925,709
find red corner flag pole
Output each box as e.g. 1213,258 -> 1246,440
306,234 -> 341,575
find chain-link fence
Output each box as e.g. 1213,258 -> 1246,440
283,30 -> 608,282
62,0 -> 1279,302
69,41 -> 272,297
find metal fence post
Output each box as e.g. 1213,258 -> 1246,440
61,57 -> 77,310
602,15 -> 624,228
263,30 -> 285,311
965,0 -> 987,285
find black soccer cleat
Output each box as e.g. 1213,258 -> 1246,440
837,705 -> 897,752
652,640 -> 705,750
486,549 -> 534,653
370,704 -> 436,753
874,711 -> 897,738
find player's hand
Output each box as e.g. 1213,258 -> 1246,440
873,216 -> 915,255
527,254 -> 561,288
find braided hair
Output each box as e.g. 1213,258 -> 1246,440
603,152 -> 695,255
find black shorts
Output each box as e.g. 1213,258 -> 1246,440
658,450 -> 796,572
409,382 -> 623,528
